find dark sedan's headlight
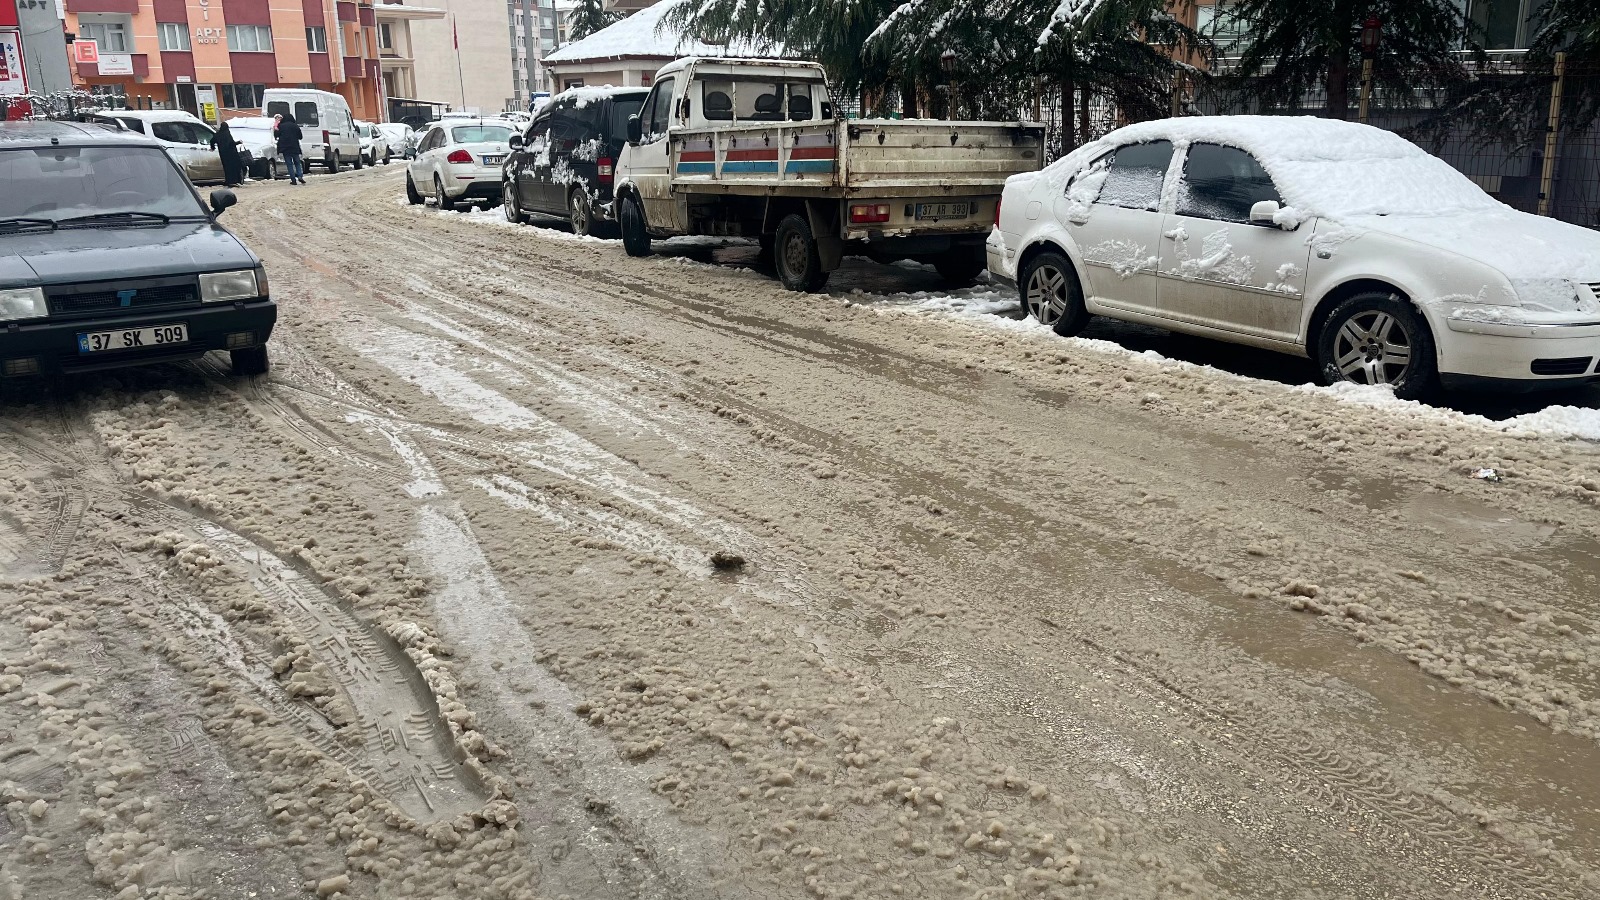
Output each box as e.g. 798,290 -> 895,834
199,270 -> 262,303
0,287 -> 48,321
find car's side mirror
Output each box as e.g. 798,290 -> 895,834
509,133 -> 524,149
626,115 -> 642,145
210,189 -> 237,215
1249,199 -> 1282,228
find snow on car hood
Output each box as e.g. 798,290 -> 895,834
1343,207 -> 1600,284
0,222 -> 255,286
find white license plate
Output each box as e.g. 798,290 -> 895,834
78,323 -> 188,354
482,155 -> 505,165
915,202 -> 973,221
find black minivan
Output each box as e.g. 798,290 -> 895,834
502,86 -> 649,236
0,121 -> 275,379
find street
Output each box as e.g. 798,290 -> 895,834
2,166 -> 1599,899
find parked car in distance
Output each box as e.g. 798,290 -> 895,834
262,88 -> 363,172
988,116 -> 1600,396
0,121 -> 276,378
503,85 -> 648,236
227,115 -> 281,180
406,118 -> 516,211
86,110 -> 230,184
377,122 -> 416,159
357,121 -> 392,165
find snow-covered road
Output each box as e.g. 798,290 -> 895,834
3,167 -> 1600,899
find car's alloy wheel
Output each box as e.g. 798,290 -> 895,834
1316,292 -> 1437,399
504,182 -> 527,224
406,172 -> 423,204
1020,252 -> 1089,336
434,175 -> 454,212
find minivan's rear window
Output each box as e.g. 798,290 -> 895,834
452,126 -> 511,143
608,98 -> 645,139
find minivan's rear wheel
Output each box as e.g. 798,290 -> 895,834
504,181 -> 528,224
620,195 -> 651,257
406,172 -> 423,204
328,152 -> 341,174
774,214 -> 828,293
353,151 -> 365,170
569,189 -> 594,236
231,345 -> 269,377
1316,292 -> 1437,399
1020,251 -> 1089,336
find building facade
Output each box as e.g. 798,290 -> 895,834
61,0 -> 386,122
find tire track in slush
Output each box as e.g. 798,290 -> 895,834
1,408 -> 489,825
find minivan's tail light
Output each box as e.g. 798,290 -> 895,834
447,149 -> 473,164
598,157 -> 614,184
322,129 -> 331,145
994,198 -> 1002,227
849,203 -> 891,224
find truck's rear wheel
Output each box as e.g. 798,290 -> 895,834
620,195 -> 651,257
774,214 -> 828,293
935,245 -> 986,286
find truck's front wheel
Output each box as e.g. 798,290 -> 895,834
774,214 -> 828,293
620,195 -> 651,257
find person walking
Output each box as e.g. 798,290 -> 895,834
213,120 -> 245,187
277,113 -> 306,185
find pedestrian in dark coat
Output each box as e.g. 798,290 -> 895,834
277,114 -> 306,185
213,120 -> 245,186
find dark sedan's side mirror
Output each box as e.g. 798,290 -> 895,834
210,189 -> 237,215
626,115 -> 642,145
509,133 -> 524,149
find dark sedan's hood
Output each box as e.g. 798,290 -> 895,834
0,221 -> 256,286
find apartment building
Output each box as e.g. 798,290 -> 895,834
62,0 -> 390,121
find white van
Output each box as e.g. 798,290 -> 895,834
261,88 -> 364,173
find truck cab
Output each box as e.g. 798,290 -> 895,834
615,57 -> 1045,291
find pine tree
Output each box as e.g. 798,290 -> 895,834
1224,0 -> 1474,120
865,0 -> 1207,143
569,0 -> 622,42
1527,0 -> 1600,129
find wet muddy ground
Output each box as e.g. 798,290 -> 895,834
2,167 -> 1598,899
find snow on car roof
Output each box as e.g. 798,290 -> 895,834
544,0 -> 774,63
1069,116 -> 1502,221
552,85 -> 649,109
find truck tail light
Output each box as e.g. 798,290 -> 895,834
598,157 -> 614,184
849,203 -> 891,225
447,149 -> 473,164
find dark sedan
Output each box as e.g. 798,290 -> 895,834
0,120 -> 276,378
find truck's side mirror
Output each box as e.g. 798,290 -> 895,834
626,115 -> 642,145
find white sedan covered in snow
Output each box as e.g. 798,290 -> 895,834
987,116 -> 1600,396
405,119 -> 516,212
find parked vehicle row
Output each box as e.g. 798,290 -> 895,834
423,56 -> 1600,396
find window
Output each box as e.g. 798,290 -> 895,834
220,84 -> 264,109
1467,0 -> 1539,51
379,23 -> 393,51
1196,1 -> 1247,55
227,24 -> 274,53
1176,143 -> 1280,223
607,96 -> 645,141
640,77 -> 674,138
1095,140 -> 1174,211
151,120 -> 214,145
295,101 -> 319,126
79,20 -> 130,53
451,125 -> 512,144
157,22 -> 190,52
306,26 -> 328,54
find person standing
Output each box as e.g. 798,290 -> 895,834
277,114 -> 306,185
213,120 -> 245,187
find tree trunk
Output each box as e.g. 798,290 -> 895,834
1061,78 -> 1076,151
1079,85 -> 1091,145
900,78 -> 917,118
1325,52 -> 1351,120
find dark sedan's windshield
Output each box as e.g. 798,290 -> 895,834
0,146 -> 207,222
